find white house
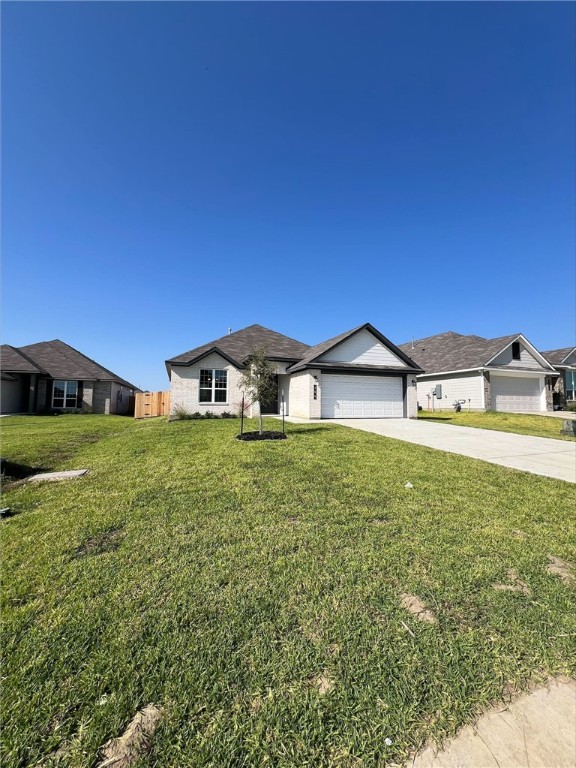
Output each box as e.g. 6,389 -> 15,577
398,332 -> 558,412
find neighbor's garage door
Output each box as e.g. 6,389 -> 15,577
321,374 -> 403,418
491,375 -> 543,412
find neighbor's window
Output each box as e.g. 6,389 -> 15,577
52,380 -> 78,409
199,369 -> 228,403
512,341 -> 521,360
566,370 -> 576,401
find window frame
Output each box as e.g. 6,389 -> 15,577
565,370 -> 576,401
199,368 -> 228,404
52,380 -> 79,409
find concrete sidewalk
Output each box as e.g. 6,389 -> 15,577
409,678 -> 576,768
283,418 -> 576,483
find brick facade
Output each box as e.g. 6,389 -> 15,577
545,376 -> 555,410
93,381 -> 112,414
170,352 -> 244,417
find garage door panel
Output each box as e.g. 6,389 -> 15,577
321,374 -> 403,418
491,375 -> 542,412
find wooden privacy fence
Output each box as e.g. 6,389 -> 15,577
134,390 -> 170,419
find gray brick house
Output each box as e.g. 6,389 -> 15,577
542,347 -> 576,408
0,340 -> 139,415
166,323 -> 423,419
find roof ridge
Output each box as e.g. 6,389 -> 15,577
399,331 -> 471,346
167,324 -> 310,365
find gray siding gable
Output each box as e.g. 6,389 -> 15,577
489,340 -> 545,370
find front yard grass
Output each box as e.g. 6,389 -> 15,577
418,409 -> 576,441
1,415 -> 575,767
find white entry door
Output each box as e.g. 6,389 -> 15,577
321,374 -> 403,418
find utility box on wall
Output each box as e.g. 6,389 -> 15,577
434,384 -> 443,399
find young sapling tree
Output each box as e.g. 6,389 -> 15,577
238,347 -> 277,435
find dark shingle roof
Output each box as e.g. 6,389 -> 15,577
167,325 -> 311,367
288,323 -> 423,373
15,340 -> 138,389
1,345 -> 44,374
542,347 -> 576,366
398,331 -> 551,375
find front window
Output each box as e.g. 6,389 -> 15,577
566,370 -> 576,400
199,369 -> 228,403
52,380 -> 78,409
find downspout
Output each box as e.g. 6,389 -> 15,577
479,368 -> 485,410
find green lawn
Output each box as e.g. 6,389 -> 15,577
418,409 -> 576,441
2,415 -> 575,767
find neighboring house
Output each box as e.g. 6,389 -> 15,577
0,340 -> 139,415
398,332 -> 557,413
166,323 -> 423,419
542,347 -> 576,408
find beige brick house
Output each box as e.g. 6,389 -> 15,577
166,323 -> 423,420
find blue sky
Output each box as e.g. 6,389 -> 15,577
2,1 -> 574,391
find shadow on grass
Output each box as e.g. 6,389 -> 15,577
1,459 -> 52,481
418,416 -> 453,423
289,426 -> 333,435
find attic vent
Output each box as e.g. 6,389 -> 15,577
512,341 -> 521,360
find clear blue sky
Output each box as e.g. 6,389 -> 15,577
2,1 -> 574,391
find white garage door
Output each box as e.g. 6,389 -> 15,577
321,374 -> 403,418
491,375 -> 543,412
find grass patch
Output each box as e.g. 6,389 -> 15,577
418,410 -> 576,441
1,415 -> 575,767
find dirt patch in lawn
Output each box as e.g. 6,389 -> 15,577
311,670 -> 335,696
547,556 -> 574,585
97,703 -> 162,768
75,527 -> 124,558
400,593 -> 437,624
493,568 -> 531,595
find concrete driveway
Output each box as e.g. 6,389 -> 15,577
289,418 -> 576,483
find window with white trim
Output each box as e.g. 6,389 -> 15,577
52,380 -> 79,409
199,369 -> 228,403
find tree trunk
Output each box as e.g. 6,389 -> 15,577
258,406 -> 263,435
